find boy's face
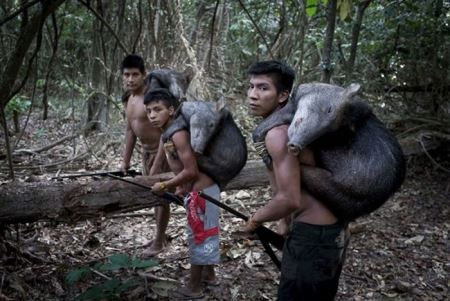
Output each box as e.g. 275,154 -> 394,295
122,67 -> 146,93
247,74 -> 288,118
145,101 -> 174,129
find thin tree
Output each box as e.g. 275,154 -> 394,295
320,0 -> 337,83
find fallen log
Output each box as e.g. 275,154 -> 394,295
3,132 -> 430,225
0,160 -> 269,224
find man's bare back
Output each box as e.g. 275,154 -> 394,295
297,147 -> 338,224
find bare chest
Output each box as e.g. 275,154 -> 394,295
125,97 -> 161,146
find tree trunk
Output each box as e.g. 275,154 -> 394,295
12,110 -> 20,133
84,0 -> 106,134
0,161 -> 269,224
346,0 -> 372,73
0,133 -> 427,225
0,0 -> 66,110
320,0 -> 337,83
42,13 -> 60,121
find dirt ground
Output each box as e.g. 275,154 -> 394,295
0,111 -> 449,300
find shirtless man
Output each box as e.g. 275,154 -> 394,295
120,54 -> 169,257
145,88 -> 220,299
244,61 -> 347,300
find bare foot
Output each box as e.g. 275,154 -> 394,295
170,286 -> 204,300
201,267 -> 219,287
202,278 -> 219,287
142,239 -> 167,257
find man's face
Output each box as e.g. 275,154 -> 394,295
145,101 -> 174,129
122,67 -> 145,93
247,74 -> 288,118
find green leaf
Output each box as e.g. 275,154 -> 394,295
130,258 -> 158,269
99,254 -> 131,271
75,278 -> 139,301
108,254 -> 131,266
306,0 -> 318,17
76,279 -> 121,301
36,79 -> 46,88
115,278 -> 140,293
65,267 -> 91,285
338,0 -> 352,21
5,95 -> 31,114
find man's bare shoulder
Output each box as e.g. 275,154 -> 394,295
265,124 -> 289,153
125,94 -> 146,120
265,124 -> 288,136
171,130 -> 190,146
126,94 -> 144,106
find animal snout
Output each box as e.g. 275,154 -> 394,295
287,143 -> 301,156
192,143 -> 206,155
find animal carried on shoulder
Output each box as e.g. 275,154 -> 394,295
253,82 -> 406,221
162,100 -> 248,188
145,68 -> 192,101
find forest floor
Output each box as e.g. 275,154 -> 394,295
0,111 -> 449,301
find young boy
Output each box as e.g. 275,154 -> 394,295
243,60 -> 348,300
120,54 -> 169,257
144,88 -> 220,299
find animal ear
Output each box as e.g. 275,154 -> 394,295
215,97 -> 230,120
182,66 -> 195,85
343,83 -> 361,99
168,105 -> 175,116
216,97 -> 227,112
173,102 -> 183,117
169,82 -> 183,100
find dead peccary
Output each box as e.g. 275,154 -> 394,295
254,83 -> 406,221
121,68 -> 191,104
145,68 -> 192,100
162,100 -> 248,188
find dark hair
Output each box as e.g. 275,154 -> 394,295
247,60 -> 295,94
144,88 -> 179,109
120,54 -> 145,74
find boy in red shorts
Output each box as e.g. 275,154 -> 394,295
145,88 -> 220,299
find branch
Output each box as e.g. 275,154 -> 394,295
0,0 -> 41,27
236,0 -> 274,59
77,0 -> 129,54
0,105 -> 14,180
270,1 -> 286,51
0,0 -> 65,109
131,0 -> 144,53
9,4 -> 46,103
207,0 -> 220,70
12,134 -> 78,155
41,12 -> 61,120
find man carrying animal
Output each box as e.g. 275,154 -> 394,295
243,60 -> 347,300
145,88 -> 221,299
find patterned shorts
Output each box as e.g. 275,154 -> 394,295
184,184 -> 221,265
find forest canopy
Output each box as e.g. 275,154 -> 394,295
1,0 -> 449,109
1,0 -> 448,179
